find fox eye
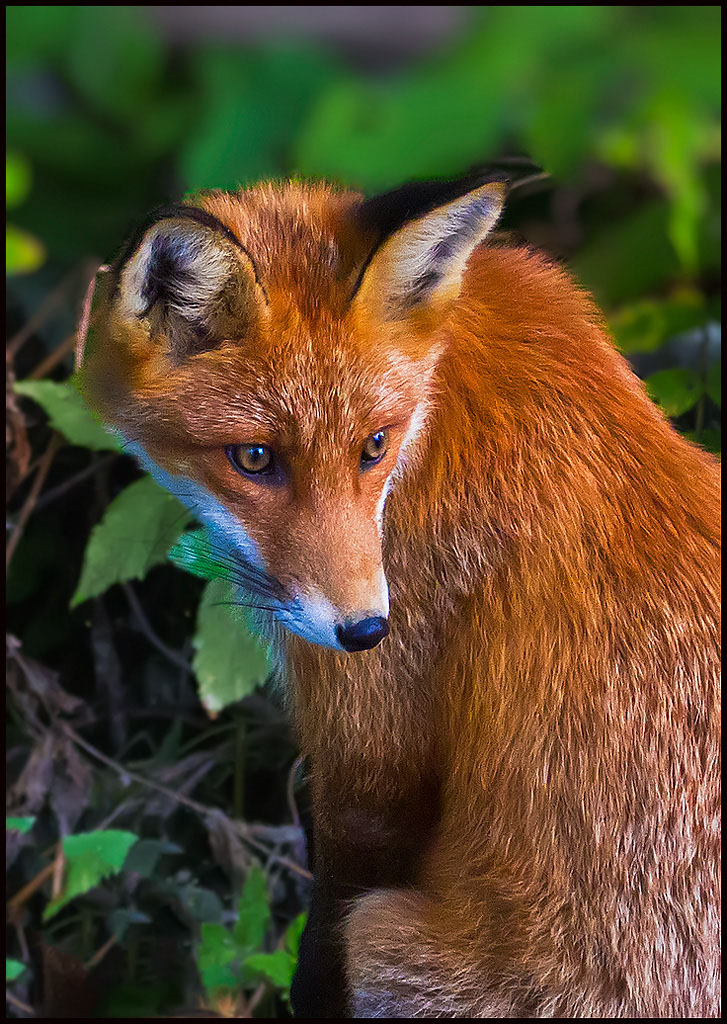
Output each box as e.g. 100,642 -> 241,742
361,429 -> 389,468
226,444 -> 275,476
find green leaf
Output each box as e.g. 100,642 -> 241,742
198,922 -> 239,975
72,476 -> 191,606
199,963 -> 239,996
646,368 -> 703,418
44,829 -> 138,920
6,224 -> 45,275
609,292 -> 708,355
244,950 -> 296,992
234,864 -> 271,953
122,838 -> 182,879
6,152 -> 32,208
14,379 -> 121,451
6,816 -> 35,834
175,884 -> 224,924
107,907 -> 152,942
6,958 -> 26,983
193,579 -> 272,716
284,913 -> 307,958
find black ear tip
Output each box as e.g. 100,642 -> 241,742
111,203 -> 245,298
356,163 -> 522,240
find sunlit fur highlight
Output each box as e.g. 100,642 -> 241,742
82,180 -> 720,1017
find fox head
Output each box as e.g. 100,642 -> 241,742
83,176 -> 505,651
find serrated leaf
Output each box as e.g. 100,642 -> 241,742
72,476 -> 191,606
199,963 -> 239,995
646,368 -> 703,418
193,580 -> 272,716
234,864 -> 271,953
198,923 -> 239,973
6,816 -> 35,834
6,958 -> 26,983
284,912 -> 307,958
244,950 -> 296,991
44,829 -> 138,920
172,883 -> 224,924
14,379 -> 120,451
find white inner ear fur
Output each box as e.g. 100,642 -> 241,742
118,220 -> 234,325
365,181 -> 505,310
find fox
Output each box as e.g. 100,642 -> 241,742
80,173 -> 720,1018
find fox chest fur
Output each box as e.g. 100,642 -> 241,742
82,176 -> 720,1018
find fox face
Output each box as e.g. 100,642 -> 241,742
84,178 -> 504,651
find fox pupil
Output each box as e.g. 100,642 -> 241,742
361,429 -> 389,467
226,444 -> 273,475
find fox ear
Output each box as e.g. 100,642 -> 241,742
115,207 -> 265,361
354,179 -> 505,316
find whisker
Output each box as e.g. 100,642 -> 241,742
206,570 -> 282,602
181,555 -> 285,602
198,542 -> 287,599
211,600 -> 281,613
118,437 -> 144,452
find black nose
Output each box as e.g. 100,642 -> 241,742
336,616 -> 389,652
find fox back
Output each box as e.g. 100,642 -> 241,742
82,177 -> 720,1017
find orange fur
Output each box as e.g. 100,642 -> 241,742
82,180 -> 720,1017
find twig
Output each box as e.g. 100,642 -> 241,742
27,332 -> 77,381
237,831 -> 312,881
95,798 -> 145,833
14,920 -> 30,964
240,823 -> 303,846
33,454 -> 116,512
286,755 -> 304,830
6,434 -> 61,571
508,171 -> 551,193
7,860 -> 56,913
7,264 -> 91,357
91,597 -> 127,752
5,991 -> 35,1017
84,934 -> 117,971
75,265 -> 109,371
62,724 -> 313,880
51,844 -> 66,901
243,924 -> 293,1016
245,980 -> 268,1017
63,723 -> 211,817
123,583 -> 192,673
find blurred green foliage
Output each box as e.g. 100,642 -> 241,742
6,152 -> 46,274
7,6 -> 721,273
